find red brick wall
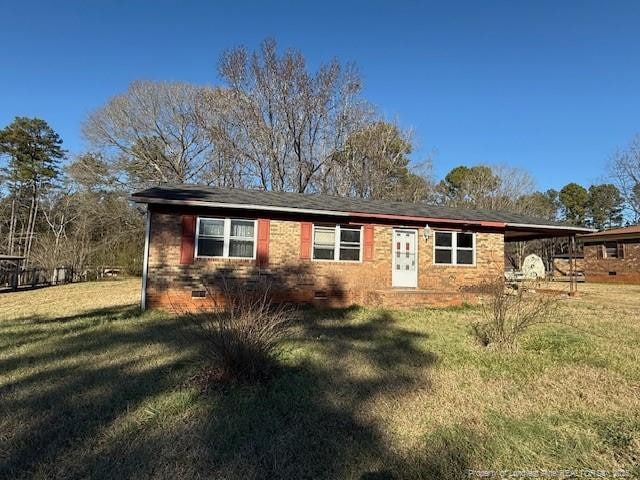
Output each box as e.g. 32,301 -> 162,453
419,228 -> 504,291
583,240 -> 640,284
145,209 -> 505,311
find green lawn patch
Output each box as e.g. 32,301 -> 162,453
0,280 -> 638,479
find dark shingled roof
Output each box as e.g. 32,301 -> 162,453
132,184 -> 590,230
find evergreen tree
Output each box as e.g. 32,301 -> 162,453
559,183 -> 589,226
588,183 -> 624,229
0,117 -> 65,261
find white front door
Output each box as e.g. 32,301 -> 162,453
392,229 -> 418,288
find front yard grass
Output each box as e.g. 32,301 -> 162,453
0,280 -> 638,479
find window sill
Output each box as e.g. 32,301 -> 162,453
195,256 -> 256,262
311,259 -> 363,264
433,263 -> 477,268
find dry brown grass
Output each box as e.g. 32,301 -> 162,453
0,280 -> 638,479
0,278 -> 140,320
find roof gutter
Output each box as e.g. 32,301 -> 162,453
131,195 -> 351,217
505,222 -> 595,233
348,211 -> 505,228
580,233 -> 640,241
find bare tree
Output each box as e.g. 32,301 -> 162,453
83,80 -> 215,186
610,134 -> 640,222
327,121 -> 434,201
82,40 -> 435,201
212,39 -> 368,193
36,190 -> 77,269
195,87 -> 253,188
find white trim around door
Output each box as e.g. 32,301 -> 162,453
392,228 -> 418,288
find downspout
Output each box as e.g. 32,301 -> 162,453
141,208 -> 152,310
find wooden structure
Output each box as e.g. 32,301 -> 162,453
0,257 -> 77,292
0,255 -> 24,291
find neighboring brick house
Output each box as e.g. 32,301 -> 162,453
580,225 -> 640,284
132,185 -> 591,310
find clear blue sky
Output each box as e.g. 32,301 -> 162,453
2,0 -> 639,190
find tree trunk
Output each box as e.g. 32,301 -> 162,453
514,242 -> 526,270
24,183 -> 39,268
18,215 -> 25,258
8,194 -> 16,255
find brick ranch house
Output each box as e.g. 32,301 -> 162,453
132,185 -> 591,310
579,225 -> 640,284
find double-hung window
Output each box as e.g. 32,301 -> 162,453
434,231 -> 475,265
196,217 -> 256,259
604,242 -> 618,258
313,225 -> 362,262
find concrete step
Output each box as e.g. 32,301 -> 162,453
369,288 -> 464,308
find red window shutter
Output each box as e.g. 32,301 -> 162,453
363,225 -> 375,261
256,219 -> 270,267
180,215 -> 196,264
618,242 -> 625,259
300,222 -> 312,260
597,244 -> 603,259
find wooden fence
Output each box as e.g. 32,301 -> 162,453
0,265 -> 131,292
0,266 -> 75,291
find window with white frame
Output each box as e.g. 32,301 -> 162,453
313,225 -> 362,261
434,231 -> 475,265
196,217 -> 256,258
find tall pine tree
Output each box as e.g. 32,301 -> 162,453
588,184 -> 624,229
0,117 -> 64,263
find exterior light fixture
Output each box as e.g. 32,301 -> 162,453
423,224 -> 431,241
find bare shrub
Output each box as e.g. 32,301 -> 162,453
472,277 -> 563,350
185,278 -> 293,384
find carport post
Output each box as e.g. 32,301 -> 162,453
568,234 -> 578,296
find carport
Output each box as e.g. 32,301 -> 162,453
503,223 -> 595,295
